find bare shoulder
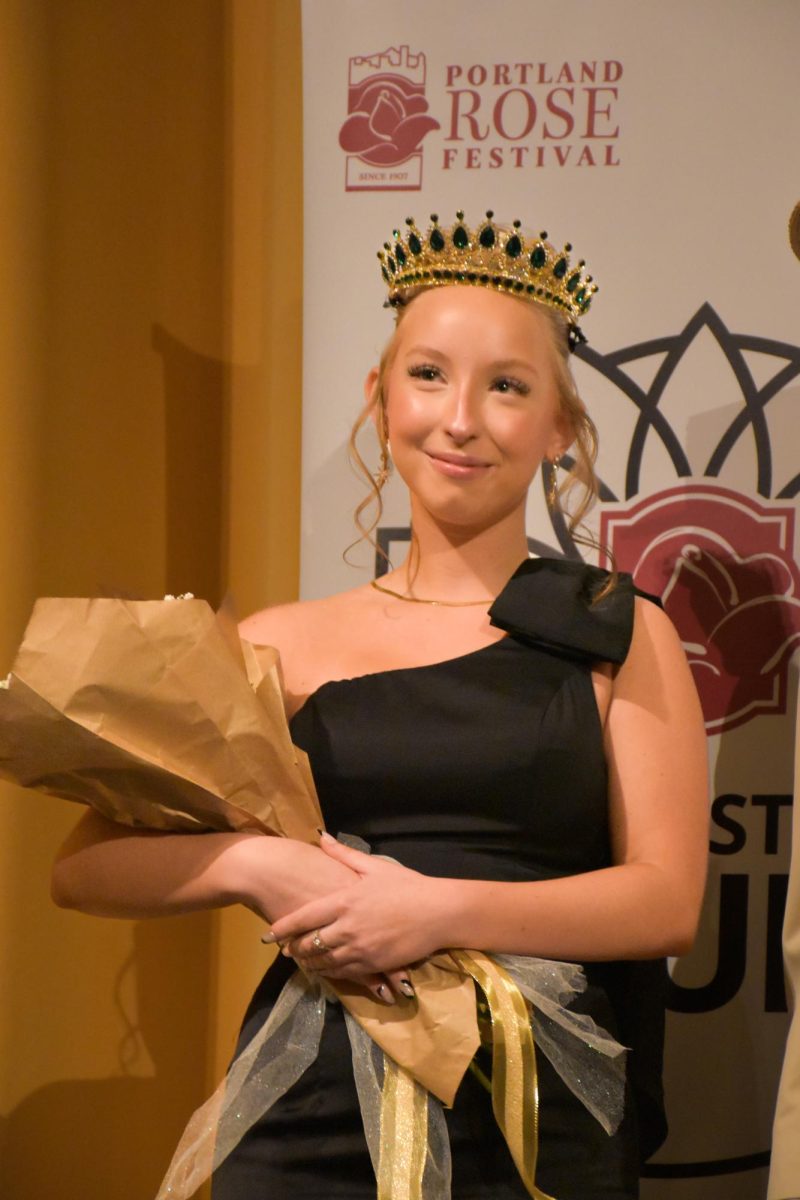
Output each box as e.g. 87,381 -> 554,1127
239,595 -> 320,653
612,594 -> 701,720
239,585 -> 376,705
628,594 -> 685,667
240,587 -> 371,652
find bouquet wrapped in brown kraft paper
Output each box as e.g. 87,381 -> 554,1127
0,596 -> 626,1200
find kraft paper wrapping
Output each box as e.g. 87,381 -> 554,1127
0,597 -> 322,838
0,595 -> 477,1105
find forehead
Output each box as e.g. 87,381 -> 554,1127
393,286 -> 556,359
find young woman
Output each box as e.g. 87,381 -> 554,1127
52,212 -> 709,1198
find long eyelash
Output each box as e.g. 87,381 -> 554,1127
407,363 -> 441,381
493,376 -> 530,396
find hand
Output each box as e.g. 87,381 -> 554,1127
267,834 -> 443,1001
231,834 -> 359,923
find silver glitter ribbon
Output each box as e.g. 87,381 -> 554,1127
155,954 -> 625,1200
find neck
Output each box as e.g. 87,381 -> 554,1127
393,501 -> 529,601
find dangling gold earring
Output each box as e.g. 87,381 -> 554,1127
547,457 -> 561,509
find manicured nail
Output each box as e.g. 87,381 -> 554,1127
319,830 -> 335,842
261,931 -> 277,945
376,984 -> 395,1005
399,978 -> 416,999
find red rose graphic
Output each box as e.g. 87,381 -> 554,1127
601,485 -> 800,733
339,75 -> 440,167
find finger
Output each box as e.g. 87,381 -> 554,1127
285,927 -> 337,959
318,832 -> 372,874
358,974 -> 396,1005
302,964 -> 396,1006
385,968 -> 416,1001
268,897 -> 342,944
290,946 -> 331,963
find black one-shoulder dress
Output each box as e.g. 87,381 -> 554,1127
212,559 -> 668,1199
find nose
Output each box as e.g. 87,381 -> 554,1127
442,378 -> 480,445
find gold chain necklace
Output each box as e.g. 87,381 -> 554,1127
369,578 -> 494,607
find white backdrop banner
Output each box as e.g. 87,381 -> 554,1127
301,3 -> 800,1196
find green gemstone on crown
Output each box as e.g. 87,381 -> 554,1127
379,214 -> 595,334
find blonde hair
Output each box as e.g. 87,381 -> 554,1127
347,289 -> 614,588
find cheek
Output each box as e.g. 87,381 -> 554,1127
487,405 -> 556,459
384,388 -> 435,443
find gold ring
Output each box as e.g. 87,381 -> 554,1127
312,930 -> 328,952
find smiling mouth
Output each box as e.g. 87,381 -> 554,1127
425,451 -> 493,478
426,451 -> 491,468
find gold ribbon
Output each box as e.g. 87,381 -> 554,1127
377,1057 -> 429,1200
451,950 -> 557,1200
158,951 -> 609,1199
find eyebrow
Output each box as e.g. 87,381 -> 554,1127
404,345 -> 539,375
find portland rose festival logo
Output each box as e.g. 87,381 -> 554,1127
601,486 -> 800,733
339,45 -> 440,191
552,302 -> 800,738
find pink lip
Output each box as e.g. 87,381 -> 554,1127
426,451 -> 492,478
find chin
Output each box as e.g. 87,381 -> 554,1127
416,493 -> 526,534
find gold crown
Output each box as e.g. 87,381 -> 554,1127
378,210 -> 598,329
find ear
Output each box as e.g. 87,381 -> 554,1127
364,366 -> 388,436
364,366 -> 379,411
547,410 -> 574,463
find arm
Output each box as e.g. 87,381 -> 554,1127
52,813 -> 412,1003
271,599 -> 709,973
51,601 -> 354,923
51,808 -> 359,923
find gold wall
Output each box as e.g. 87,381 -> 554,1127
0,2 -> 302,1196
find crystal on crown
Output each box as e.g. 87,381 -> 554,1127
377,210 -> 598,326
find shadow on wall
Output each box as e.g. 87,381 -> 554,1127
153,323 -> 227,607
0,916 -> 211,1200
0,327 -> 229,1198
